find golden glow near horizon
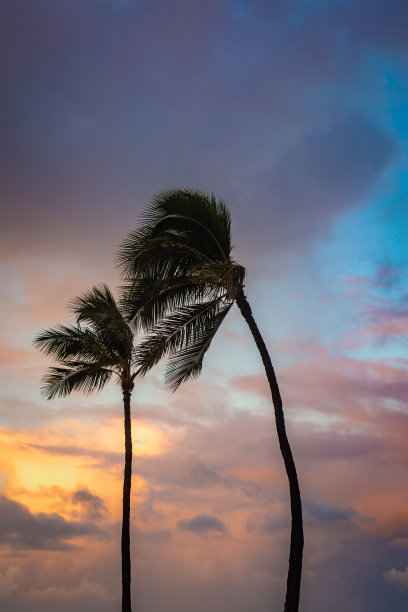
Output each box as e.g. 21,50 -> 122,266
0,417 -> 168,519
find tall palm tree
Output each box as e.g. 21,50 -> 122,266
34,285 -> 139,612
118,189 -> 303,612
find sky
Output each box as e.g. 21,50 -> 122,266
1,0 -> 408,610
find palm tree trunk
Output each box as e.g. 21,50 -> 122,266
235,288 -> 303,612
122,383 -> 133,612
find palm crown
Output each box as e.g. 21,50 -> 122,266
34,284 -> 136,399
118,188 -> 245,390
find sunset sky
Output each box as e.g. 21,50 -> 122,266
1,1 -> 408,610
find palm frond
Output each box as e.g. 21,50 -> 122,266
70,284 -> 133,362
117,189 -> 234,281
34,325 -> 107,362
164,301 -> 232,391
118,234 -> 211,283
34,284 -> 144,400
119,273 -> 224,329
146,189 -> 232,262
71,284 -> 117,322
40,365 -> 113,400
135,297 -> 231,375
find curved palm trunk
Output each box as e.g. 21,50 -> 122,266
122,381 -> 134,612
235,289 -> 303,612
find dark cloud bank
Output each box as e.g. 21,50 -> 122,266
0,494 -> 108,550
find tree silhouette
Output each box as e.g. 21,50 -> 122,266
118,189 -> 303,612
34,284 -> 139,612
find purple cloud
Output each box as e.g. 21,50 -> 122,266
178,513 -> 227,536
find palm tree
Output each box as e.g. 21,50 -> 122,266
118,189 -> 303,612
34,285 -> 139,612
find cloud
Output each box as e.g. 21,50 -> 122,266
0,398 -> 56,429
294,430 -> 384,462
1,0 -> 402,276
390,538 -> 408,549
178,513 -> 227,536
178,455 -> 267,499
233,342 -> 408,416
374,264 -> 402,290
29,577 -> 116,609
251,112 -> 397,251
383,566 -> 408,591
358,305 -> 408,344
71,488 -> 109,521
305,495 -> 364,526
7,485 -> 110,523
26,443 -> 122,469
0,495 -> 105,550
247,510 -> 289,534
179,455 -> 221,488
0,566 -> 22,598
246,494 -> 371,536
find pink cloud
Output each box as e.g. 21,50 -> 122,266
232,342 -> 408,413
